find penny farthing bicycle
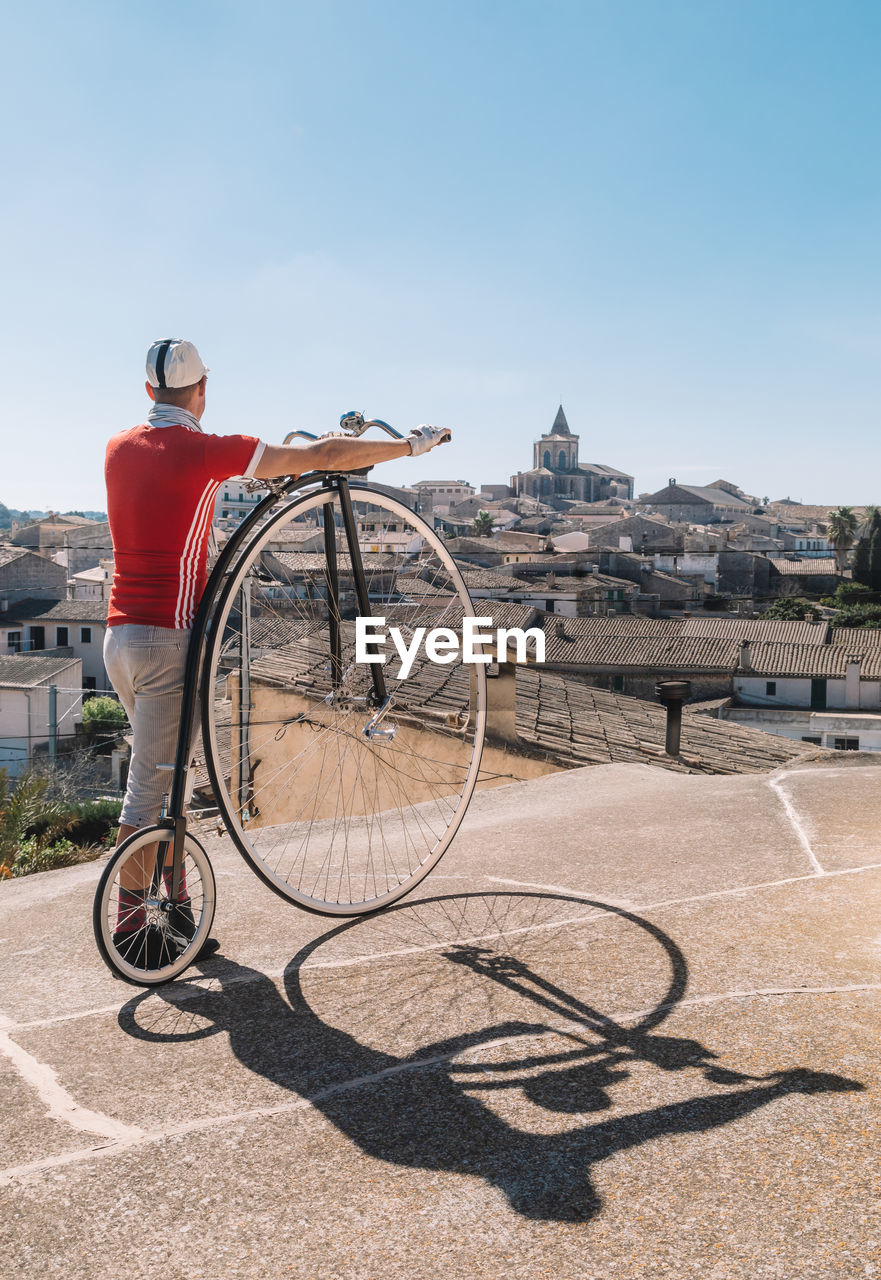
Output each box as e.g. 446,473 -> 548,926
93,413 -> 487,986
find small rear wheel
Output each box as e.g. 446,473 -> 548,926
93,826 -> 216,986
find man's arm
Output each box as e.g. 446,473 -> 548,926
253,428 -> 449,480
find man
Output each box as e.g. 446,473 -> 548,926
104,337 -> 449,964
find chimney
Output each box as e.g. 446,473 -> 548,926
656,680 -> 691,757
739,640 -> 751,670
845,653 -> 861,710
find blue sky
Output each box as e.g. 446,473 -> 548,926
2,0 -> 879,509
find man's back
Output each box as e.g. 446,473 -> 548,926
105,420 -> 262,629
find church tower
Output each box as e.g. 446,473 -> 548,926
511,404 -> 632,502
533,404 -> 579,473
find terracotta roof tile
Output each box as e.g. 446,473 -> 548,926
681,617 -> 829,644
516,670 -> 817,775
828,627 -> 881,649
740,643 -> 847,677
0,654 -> 81,687
3,598 -> 109,623
767,556 -> 839,575
542,631 -> 741,671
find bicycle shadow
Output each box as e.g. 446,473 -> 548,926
119,891 -> 864,1223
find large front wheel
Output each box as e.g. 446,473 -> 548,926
201,484 -> 487,915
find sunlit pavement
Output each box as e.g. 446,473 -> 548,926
2,758 -> 880,1279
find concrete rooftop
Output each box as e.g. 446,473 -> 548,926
2,757 -> 881,1278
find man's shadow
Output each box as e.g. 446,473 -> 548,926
119,892 -> 863,1223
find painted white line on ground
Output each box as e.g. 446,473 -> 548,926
2,979 -> 879,1187
7,860 -> 881,1035
642,861 -> 881,912
491,860 -> 881,916
767,775 -> 824,875
4,1002 -> 140,1032
4,911 -> 613,1033
485,877 -> 640,909
771,764 -> 881,779
0,1026 -> 145,1143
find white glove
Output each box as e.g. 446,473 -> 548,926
407,424 -> 451,456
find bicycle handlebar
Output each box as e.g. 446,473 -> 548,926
282,411 -> 405,447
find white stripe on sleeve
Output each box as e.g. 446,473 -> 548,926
243,440 -> 266,478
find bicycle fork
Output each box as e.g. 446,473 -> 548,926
157,765 -> 196,901
322,477 -> 393,738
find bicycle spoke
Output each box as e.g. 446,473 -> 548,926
202,484 -> 486,912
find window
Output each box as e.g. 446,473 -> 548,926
833,737 -> 859,751
7,631 -> 21,653
801,736 -> 822,745
56,626 -> 69,646
83,676 -> 97,690
612,674 -> 624,692
29,626 -> 45,651
80,627 -> 92,644
765,681 -> 776,696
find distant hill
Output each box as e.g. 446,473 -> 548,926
0,503 -> 107,528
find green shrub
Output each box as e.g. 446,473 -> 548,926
0,769 -> 63,872
11,837 -> 85,877
761,598 -> 821,621
82,696 -> 127,738
26,797 -> 122,846
0,769 -> 121,879
833,581 -> 874,602
829,604 -> 881,630
820,582 -> 876,608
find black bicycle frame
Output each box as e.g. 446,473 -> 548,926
161,470 -> 388,894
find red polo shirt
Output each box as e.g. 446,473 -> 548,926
106,422 -> 264,629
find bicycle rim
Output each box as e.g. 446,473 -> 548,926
201,484 -> 487,914
93,827 -> 216,986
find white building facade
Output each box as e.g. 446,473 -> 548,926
0,654 -> 83,776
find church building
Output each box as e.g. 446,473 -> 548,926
510,406 -> 634,503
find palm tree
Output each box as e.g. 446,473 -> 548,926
860,505 -> 881,536
826,506 -> 858,573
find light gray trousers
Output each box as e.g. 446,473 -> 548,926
103,625 -> 190,828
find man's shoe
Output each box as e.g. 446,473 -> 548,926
168,898 -> 196,940
195,936 -> 221,960
167,900 -> 220,960
112,925 -> 176,970
113,907 -> 220,972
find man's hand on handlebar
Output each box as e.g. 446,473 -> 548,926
253,422 -> 452,481
406,424 -> 451,456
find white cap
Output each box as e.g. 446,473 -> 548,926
146,338 -> 209,389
